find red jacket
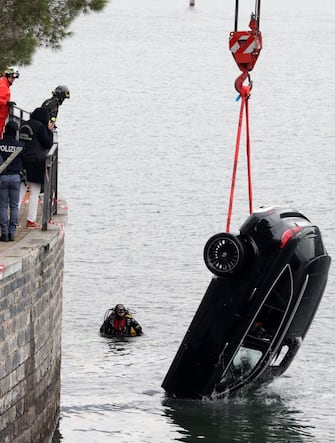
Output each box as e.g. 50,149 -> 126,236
0,76 -> 11,135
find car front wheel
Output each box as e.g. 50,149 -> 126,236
204,232 -> 245,277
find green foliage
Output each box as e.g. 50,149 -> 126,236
0,0 -> 108,70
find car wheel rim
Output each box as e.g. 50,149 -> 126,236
207,237 -> 240,273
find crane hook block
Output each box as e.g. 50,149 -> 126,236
229,15 -> 262,73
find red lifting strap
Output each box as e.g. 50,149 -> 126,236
225,1 -> 261,232
226,84 -> 253,233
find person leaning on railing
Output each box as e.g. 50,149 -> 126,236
41,85 -> 70,128
19,107 -> 54,228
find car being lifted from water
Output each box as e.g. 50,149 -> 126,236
162,206 -> 331,399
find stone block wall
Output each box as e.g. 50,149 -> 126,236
0,212 -> 66,443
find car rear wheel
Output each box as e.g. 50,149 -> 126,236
204,233 -> 245,277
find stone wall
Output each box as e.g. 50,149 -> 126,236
0,207 -> 67,443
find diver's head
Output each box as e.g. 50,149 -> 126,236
115,304 -> 126,317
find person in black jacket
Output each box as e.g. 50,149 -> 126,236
0,121 -> 24,241
100,304 -> 143,337
41,85 -> 70,125
19,107 -> 54,228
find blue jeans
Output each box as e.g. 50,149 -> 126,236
0,174 -> 21,235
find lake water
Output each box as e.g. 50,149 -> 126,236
14,0 -> 335,441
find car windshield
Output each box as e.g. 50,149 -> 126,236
217,346 -> 263,389
233,346 -> 263,373
215,265 -> 294,394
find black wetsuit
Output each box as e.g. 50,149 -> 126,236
100,310 -> 143,337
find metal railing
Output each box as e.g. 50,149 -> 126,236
41,140 -> 58,230
10,105 -> 58,231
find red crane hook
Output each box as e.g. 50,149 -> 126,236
229,0 -> 262,94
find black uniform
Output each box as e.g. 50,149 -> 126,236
0,132 -> 24,175
19,107 -> 53,184
100,308 -> 143,337
41,96 -> 60,122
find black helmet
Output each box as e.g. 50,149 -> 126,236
52,85 -> 70,101
115,304 -> 126,316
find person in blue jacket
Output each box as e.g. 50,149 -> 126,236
0,120 -> 25,241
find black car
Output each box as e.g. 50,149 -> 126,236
162,206 -> 331,399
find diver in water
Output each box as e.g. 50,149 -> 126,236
100,304 -> 143,337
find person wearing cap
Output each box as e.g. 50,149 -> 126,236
0,67 -> 19,138
0,120 -> 25,241
100,304 -> 143,337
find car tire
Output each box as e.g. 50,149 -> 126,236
204,232 -> 245,277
